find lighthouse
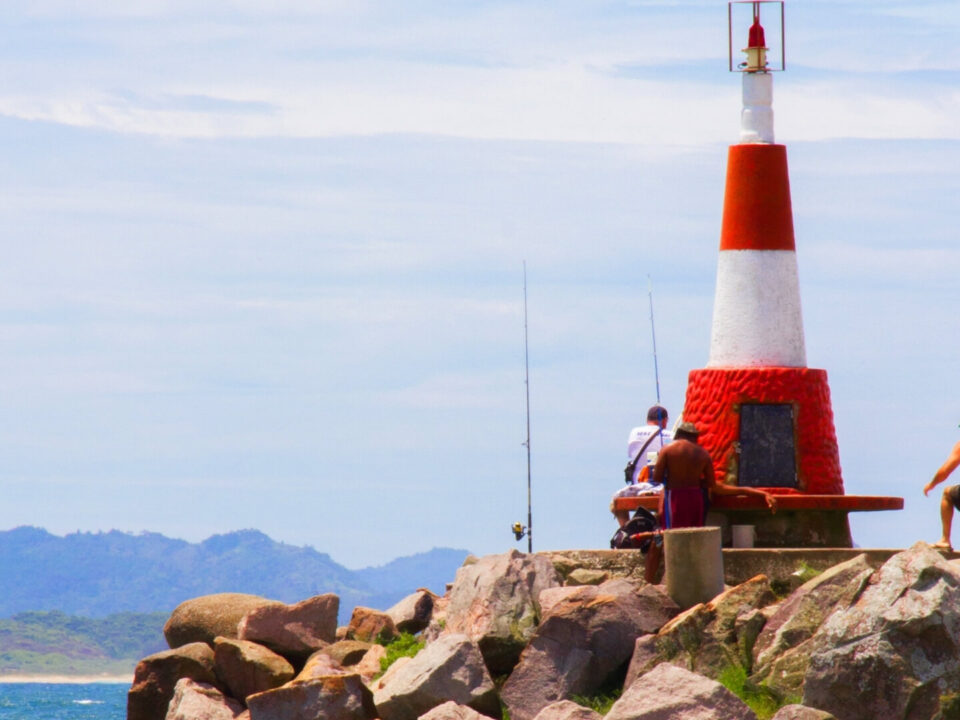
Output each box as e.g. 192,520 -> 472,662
682,2 -> 849,546
612,2 -> 903,545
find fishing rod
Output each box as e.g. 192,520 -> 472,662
512,261 -> 533,552
648,276 -> 661,406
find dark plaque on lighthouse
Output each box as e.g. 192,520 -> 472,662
739,403 -> 798,488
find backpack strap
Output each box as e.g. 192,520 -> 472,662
625,427 -> 664,483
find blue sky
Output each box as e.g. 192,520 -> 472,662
0,1 -> 958,567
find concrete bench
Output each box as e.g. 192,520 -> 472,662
612,493 -> 903,548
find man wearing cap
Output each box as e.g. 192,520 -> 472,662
923,439 -> 960,551
610,405 -> 674,528
641,420 -> 777,582
654,421 -> 778,529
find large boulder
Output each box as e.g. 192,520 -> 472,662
213,636 -> 295,701
501,579 -> 678,720
165,594 -> 278,649
295,651 -> 348,682
386,590 -> 436,634
354,644 -> 387,681
606,663 -> 757,720
434,549 -> 562,674
751,554 -> 873,695
238,593 -> 339,663
128,642 -> 218,720
803,542 -> 960,720
531,700 -> 602,720
347,606 -> 398,643
322,640 -> 374,667
164,679 -> 244,720
624,575 -> 775,687
247,674 -> 376,720
418,701 -> 490,720
372,633 -> 500,720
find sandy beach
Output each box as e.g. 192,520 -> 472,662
0,674 -> 132,684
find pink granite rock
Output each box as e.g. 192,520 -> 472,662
607,664 -> 756,720
128,643 -> 218,720
165,594 -> 279,649
347,606 -> 397,643
164,679 -> 244,720
238,593 -> 339,662
246,674 -> 376,720
213,636 -> 294,701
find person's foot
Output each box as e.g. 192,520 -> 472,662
931,540 -> 953,551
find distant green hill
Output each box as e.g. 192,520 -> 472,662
0,527 -> 469,623
0,527 -> 470,675
0,611 -> 167,675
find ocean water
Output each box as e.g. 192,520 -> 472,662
0,684 -> 126,720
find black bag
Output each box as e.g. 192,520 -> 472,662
623,428 -> 663,484
610,507 -> 660,552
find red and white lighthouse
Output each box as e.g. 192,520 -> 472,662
682,2 -> 849,543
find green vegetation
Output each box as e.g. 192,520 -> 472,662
0,610 -> 167,675
378,632 -> 425,675
937,693 -> 960,720
718,665 -> 796,720
570,688 -> 621,715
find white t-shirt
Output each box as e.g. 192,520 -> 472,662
627,425 -> 673,483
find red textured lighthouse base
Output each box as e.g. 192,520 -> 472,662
684,367 -> 843,493
684,366 -> 852,547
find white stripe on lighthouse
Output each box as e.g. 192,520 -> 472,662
707,250 -> 807,368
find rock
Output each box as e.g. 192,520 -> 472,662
128,642 -> 218,720
624,575 -> 775,685
372,633 -> 500,720
238,593 -> 339,663
347,606 -> 398,643
165,594 -> 278,649
246,674 -> 376,720
565,569 -> 609,586
295,651 -> 348,681
752,554 -> 873,694
531,700 -> 603,720
322,640 -> 373,667
164,679 -> 244,720
368,655 -> 413,692
803,542 -> 960,720
606,664 -> 757,720
434,549 -> 562,674
537,587 -> 591,616
386,590 -> 436,634
418,701 -> 490,720
501,579 -> 679,720
354,644 -> 387,681
336,626 -> 349,641
770,705 -> 837,720
213,636 -> 295,701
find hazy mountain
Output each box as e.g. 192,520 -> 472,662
0,526 -> 470,624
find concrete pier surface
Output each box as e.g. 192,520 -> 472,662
545,546 -> 959,590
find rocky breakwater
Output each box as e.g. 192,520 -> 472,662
128,543 -> 960,720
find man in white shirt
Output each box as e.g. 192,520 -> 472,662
611,405 -> 673,527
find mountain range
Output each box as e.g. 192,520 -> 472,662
0,526 -> 470,624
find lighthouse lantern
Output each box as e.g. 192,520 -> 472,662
728,1 -> 785,73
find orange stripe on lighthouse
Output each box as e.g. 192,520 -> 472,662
719,144 -> 795,251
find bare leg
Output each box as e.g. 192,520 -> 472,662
644,543 -> 662,584
613,510 -> 630,528
934,488 -> 954,550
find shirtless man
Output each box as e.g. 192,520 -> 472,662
642,421 -> 777,582
923,440 -> 960,551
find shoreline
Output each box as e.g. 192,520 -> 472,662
0,674 -> 132,684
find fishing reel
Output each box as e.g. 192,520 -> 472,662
511,522 -> 528,542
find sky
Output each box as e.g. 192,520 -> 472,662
0,0 -> 958,568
